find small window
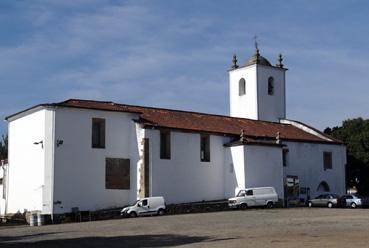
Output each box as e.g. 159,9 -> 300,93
239,78 -> 246,96
282,149 -> 288,167
160,131 -> 171,159
268,77 -> 274,95
323,151 -> 332,170
200,134 -> 210,162
105,158 -> 130,189
246,190 -> 253,196
92,118 -> 105,148
142,199 -> 148,206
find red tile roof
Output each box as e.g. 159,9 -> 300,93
55,99 -> 341,144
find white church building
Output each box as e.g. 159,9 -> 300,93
2,48 -> 346,216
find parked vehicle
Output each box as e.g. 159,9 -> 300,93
228,187 -> 278,209
307,194 -> 339,208
338,194 -> 367,208
121,196 -> 166,217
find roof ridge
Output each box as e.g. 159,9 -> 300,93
60,98 -> 291,126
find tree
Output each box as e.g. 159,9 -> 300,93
0,134 -> 8,160
324,118 -> 369,195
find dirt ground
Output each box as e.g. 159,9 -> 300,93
1,208 -> 369,247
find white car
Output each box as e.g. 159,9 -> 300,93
121,196 -> 166,217
228,187 -> 278,209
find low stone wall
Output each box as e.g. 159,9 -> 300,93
53,199 -> 229,223
166,200 -> 229,215
2,198 -> 284,225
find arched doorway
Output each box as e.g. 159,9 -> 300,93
317,181 -> 330,192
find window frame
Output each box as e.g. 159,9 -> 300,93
92,118 -> 106,149
200,134 -> 210,162
268,76 -> 274,95
282,148 -> 289,167
105,157 -> 130,190
323,151 -> 333,170
160,130 -> 171,159
239,78 -> 246,96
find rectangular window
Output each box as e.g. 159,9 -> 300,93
283,149 -> 289,167
268,77 -> 274,95
105,158 -> 130,189
323,151 -> 332,170
92,118 -> 105,148
160,131 -> 171,159
200,134 -> 210,162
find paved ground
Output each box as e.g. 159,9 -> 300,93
1,208 -> 369,247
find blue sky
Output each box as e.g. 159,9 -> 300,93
1,0 -> 369,135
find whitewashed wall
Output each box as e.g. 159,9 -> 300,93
42,109 -> 55,214
148,129 -> 229,204
229,65 -> 258,119
224,146 -> 245,198
7,109 -> 51,214
283,141 -> 346,198
0,164 -> 8,215
256,65 -> 286,122
53,108 -> 140,214
244,145 -> 284,199
6,105 -> 347,215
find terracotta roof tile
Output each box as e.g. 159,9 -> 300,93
57,99 -> 340,144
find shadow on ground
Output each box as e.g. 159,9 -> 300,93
0,232 -> 60,242
0,234 -> 236,248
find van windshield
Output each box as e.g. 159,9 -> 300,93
237,190 -> 246,197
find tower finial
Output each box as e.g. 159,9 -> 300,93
253,34 -> 258,50
276,132 -> 281,144
240,129 -> 246,143
255,48 -> 260,64
230,54 -> 239,69
277,53 -> 284,68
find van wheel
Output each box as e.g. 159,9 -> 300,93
327,202 -> 333,208
308,202 -> 313,208
266,202 -> 274,209
240,203 -> 248,210
351,202 -> 357,208
129,212 -> 137,218
157,209 -> 165,216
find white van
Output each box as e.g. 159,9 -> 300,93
121,196 -> 166,217
228,187 -> 278,209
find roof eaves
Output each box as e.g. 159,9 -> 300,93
54,103 -> 143,115
281,119 -> 343,143
281,138 -> 343,145
5,103 -> 56,121
224,140 -> 285,148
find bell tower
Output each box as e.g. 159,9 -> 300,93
228,49 -> 287,122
